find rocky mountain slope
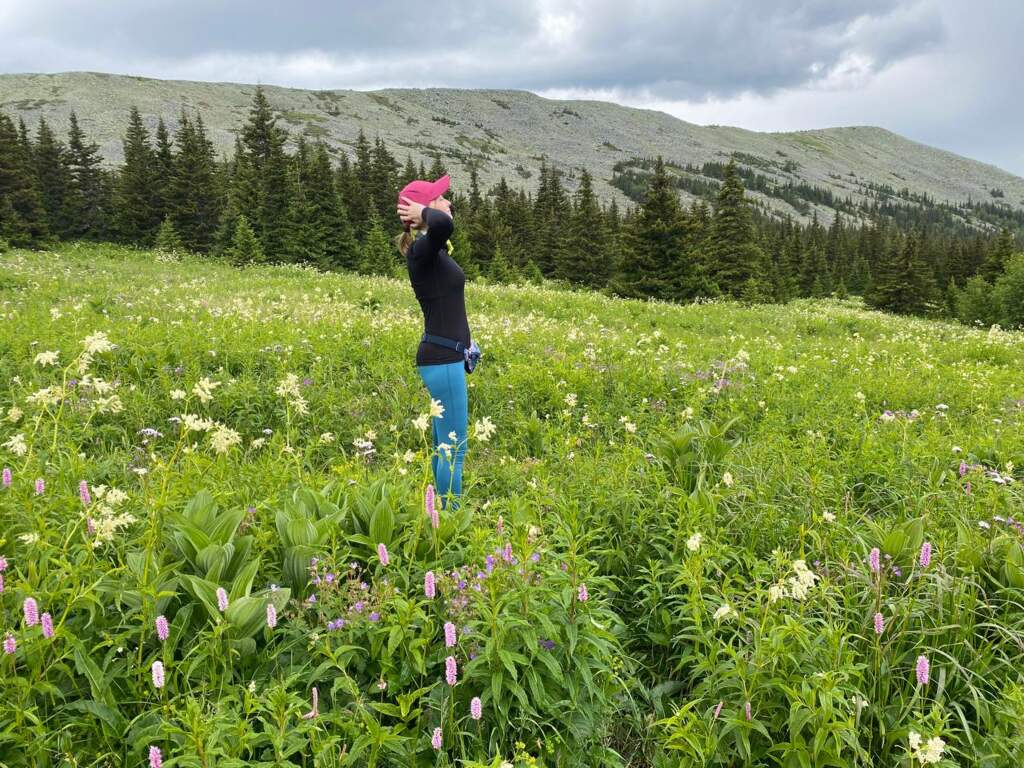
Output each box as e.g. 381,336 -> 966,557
3,71 -> 1023,226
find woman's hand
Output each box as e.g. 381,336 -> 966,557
397,196 -> 425,228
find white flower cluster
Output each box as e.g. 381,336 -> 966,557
908,731 -> 945,765
33,350 -> 60,367
769,559 -> 819,602
27,386 -> 64,408
191,376 -> 221,404
89,485 -> 137,547
473,416 -> 496,442
275,373 -> 308,415
2,433 -> 27,456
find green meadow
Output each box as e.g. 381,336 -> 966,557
1,242 -> 1022,767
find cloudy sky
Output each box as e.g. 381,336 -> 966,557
1,0 -> 1021,175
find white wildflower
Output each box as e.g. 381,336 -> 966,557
34,350 -> 60,366
686,532 -> 702,552
2,433 -> 28,456
82,331 -> 115,354
429,398 -> 445,418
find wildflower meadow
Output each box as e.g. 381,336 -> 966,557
1,242 -> 1023,767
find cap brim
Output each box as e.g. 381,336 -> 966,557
430,174 -> 451,199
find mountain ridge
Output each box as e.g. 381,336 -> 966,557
2,70 -> 1023,227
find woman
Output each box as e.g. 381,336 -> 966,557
395,174 -> 470,512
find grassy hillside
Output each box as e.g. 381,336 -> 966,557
2,71 -> 1024,227
0,243 -> 1022,765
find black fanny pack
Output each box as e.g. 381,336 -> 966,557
422,333 -> 483,374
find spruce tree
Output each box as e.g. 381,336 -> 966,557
532,161 -> 570,275
33,118 -> 71,238
609,157 -> 685,300
65,111 -> 105,238
561,168 -> 611,288
116,106 -> 159,244
983,228 -> 1016,281
955,275 -> 999,326
168,111 -> 221,252
359,209 -> 395,276
154,215 -> 184,253
994,254 -> 1024,328
153,117 -> 174,222
227,214 -> 265,266
488,243 -> 514,283
706,159 -> 765,298
307,142 -> 358,270
0,113 -> 47,246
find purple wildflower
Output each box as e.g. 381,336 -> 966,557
424,570 -> 436,599
444,621 -> 457,648
3,634 -> 14,654
916,655 -> 929,686
34,478 -> 44,495
919,542 -> 932,568
149,746 -> 163,768
266,602 -> 277,628
713,701 -> 723,720
874,612 -> 884,635
0,556 -> 7,571
445,655 -> 458,685
216,587 -> 229,612
353,601 -> 364,613
155,615 -> 169,641
578,583 -> 589,602
79,480 -> 91,506
23,597 -> 39,627
1,467 -> 10,487
431,726 -> 442,750
470,696 -> 482,720
377,543 -> 390,566
369,611 -> 380,622
41,612 -> 54,639
426,484 -> 439,529
485,554 -> 495,574
745,701 -> 752,721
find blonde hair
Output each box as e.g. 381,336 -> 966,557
394,227 -> 422,257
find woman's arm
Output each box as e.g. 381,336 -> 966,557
408,207 -> 454,262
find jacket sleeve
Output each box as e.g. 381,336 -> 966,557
409,208 -> 454,263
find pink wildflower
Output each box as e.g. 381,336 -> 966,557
34,478 -> 44,495
426,484 -> 439,529
869,547 -> 881,574
578,582 -> 589,602
424,570 -> 436,599
149,746 -> 163,768
41,612 -> 54,639
713,701 -> 724,720
916,655 -> 929,686
377,542 -> 390,566
266,602 -> 277,628
470,696 -> 482,720
3,634 -> 15,654
216,587 -> 229,612
431,726 -> 442,750
152,660 -> 165,689
745,701 -> 752,720
1,467 -> 10,487
919,542 -> 932,568
23,597 -> 39,627
155,615 -> 169,642
79,480 -> 91,506
874,612 -> 884,636
445,655 -> 458,685
444,621 -> 457,648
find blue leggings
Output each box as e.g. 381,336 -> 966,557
416,361 -> 468,510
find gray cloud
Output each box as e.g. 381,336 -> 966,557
0,0 -> 1020,175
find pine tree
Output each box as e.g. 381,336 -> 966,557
609,157 -> 685,300
33,117 -> 71,238
532,161 -> 570,276
227,214 -> 265,266
955,275 -> 999,326
350,130 -> 373,236
706,159 -> 766,298
168,111 -> 221,252
560,168 -> 611,288
65,111 -> 105,238
0,113 -> 47,246
359,209 -> 395,276
153,117 -> 174,222
306,142 -> 358,270
994,254 -> 1024,328
116,106 -> 159,244
154,215 -> 184,253
284,153 -> 323,265
488,243 -> 514,283
983,228 -> 1016,281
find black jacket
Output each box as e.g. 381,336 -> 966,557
406,207 -> 471,366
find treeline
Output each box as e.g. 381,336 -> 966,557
1,88 -> 1022,328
